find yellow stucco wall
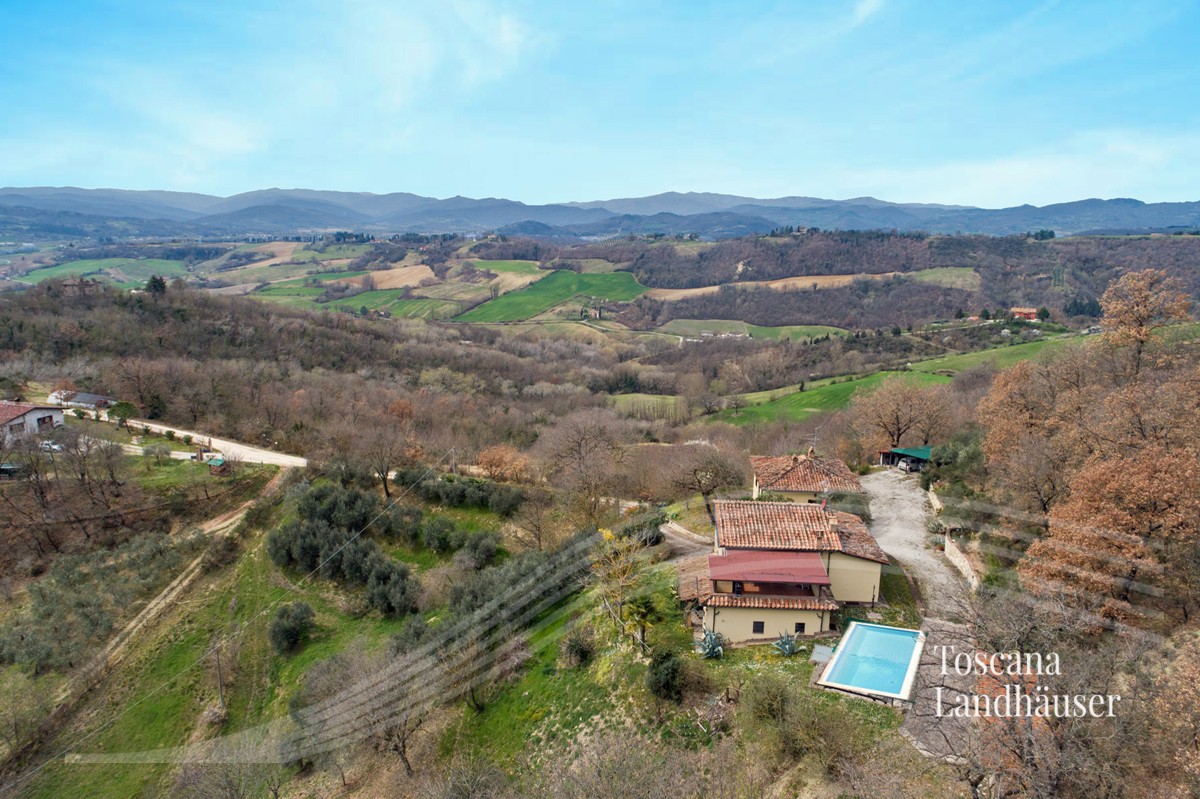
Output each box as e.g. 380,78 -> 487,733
827,553 -> 881,603
704,606 -> 827,643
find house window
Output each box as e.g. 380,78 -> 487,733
752,621 -> 765,634
36,415 -> 54,429
794,622 -> 806,634
9,423 -> 24,434
733,581 -> 744,595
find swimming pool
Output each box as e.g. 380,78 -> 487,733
817,621 -> 925,701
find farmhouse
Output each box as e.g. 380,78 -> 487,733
749,451 -> 865,502
1010,307 -> 1040,321
690,500 -> 889,643
1,401 -> 65,445
48,389 -> 117,411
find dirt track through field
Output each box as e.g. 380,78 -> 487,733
645,271 -> 897,300
13,469 -> 294,780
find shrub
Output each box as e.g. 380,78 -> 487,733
165,429 -> 176,441
203,535 -> 240,571
696,628 -> 725,659
458,531 -> 500,570
366,560 -> 417,617
475,445 -> 530,482
772,632 -> 802,656
560,626 -> 595,667
268,602 -> 315,654
646,649 -> 683,702
390,471 -> 525,517
618,510 -> 666,547
241,496 -> 275,531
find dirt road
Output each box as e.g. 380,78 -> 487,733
861,469 -> 965,619
104,416 -> 308,468
661,520 -> 712,562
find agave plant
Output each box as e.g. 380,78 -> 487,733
696,628 -> 726,659
773,632 -> 802,656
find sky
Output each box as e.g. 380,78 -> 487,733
0,0 -> 1197,207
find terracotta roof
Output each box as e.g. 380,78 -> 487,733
833,511 -> 891,564
751,455 -> 864,495
703,593 -> 839,612
715,500 -> 842,550
708,550 -> 830,585
0,402 -> 55,426
714,500 -> 890,564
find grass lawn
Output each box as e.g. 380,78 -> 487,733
715,371 -> 951,425
62,416 -> 194,452
456,270 -> 648,323
877,566 -> 922,629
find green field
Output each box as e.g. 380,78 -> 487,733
908,267 -> 981,290
25,258 -> 187,286
717,370 -> 952,425
328,293 -> 458,318
252,284 -> 459,318
456,270 -> 648,323
467,259 -> 541,274
657,319 -> 846,340
289,243 -> 372,262
909,336 -> 1071,374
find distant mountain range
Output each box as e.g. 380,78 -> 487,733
2,186 -> 1199,241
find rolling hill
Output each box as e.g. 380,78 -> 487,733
4,186 -> 1200,240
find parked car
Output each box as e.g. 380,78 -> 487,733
38,440 -> 64,452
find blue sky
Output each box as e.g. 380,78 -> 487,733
0,0 -> 1196,206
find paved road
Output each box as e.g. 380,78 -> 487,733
861,469 -> 965,619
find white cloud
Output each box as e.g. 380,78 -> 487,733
821,130 -> 1200,207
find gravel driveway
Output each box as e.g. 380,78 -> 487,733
861,469 -> 965,620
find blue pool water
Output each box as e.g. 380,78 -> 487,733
820,622 -> 923,698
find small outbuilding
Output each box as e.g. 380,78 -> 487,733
878,446 -> 932,471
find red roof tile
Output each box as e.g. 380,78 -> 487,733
715,500 -> 842,550
833,511 -> 891,564
751,455 -> 864,495
703,593 -> 839,612
713,500 -> 890,564
708,550 -> 830,585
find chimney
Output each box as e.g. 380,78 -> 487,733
807,446 -> 816,458
792,454 -> 800,466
